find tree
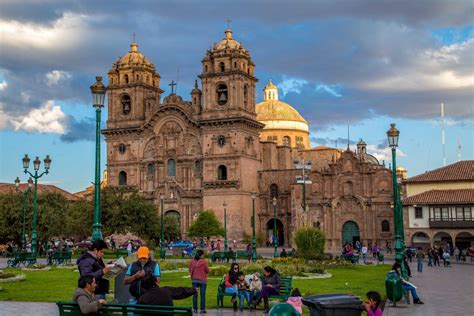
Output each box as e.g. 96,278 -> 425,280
188,209 -> 224,239
0,193 -> 24,244
293,227 -> 326,260
160,215 -> 180,241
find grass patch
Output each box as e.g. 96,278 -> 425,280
0,264 -> 389,314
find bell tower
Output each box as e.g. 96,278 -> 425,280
198,28 -> 264,240
107,40 -> 163,130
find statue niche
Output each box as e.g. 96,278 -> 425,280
160,121 -> 182,153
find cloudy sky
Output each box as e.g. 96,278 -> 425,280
0,0 -> 473,193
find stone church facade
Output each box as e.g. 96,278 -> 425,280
102,28 -> 394,252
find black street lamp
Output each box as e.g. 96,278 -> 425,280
22,154 -> 51,255
294,159 -> 312,212
251,191 -> 257,262
387,123 -> 408,279
15,177 -> 33,249
90,76 -> 106,241
272,197 -> 278,258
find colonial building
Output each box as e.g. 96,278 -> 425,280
102,28 -> 395,251
402,160 -> 474,250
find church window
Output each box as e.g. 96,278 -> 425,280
124,74 -> 129,84
217,135 -> 226,147
219,62 -> 225,72
118,143 -> 126,154
205,65 -> 208,73
243,85 -> 248,107
270,184 -> 278,198
147,163 -> 154,176
296,136 -> 304,148
283,136 -> 291,146
121,95 -> 131,115
167,159 -> 176,177
217,165 -> 227,180
247,68 -> 250,75
136,74 -> 139,81
216,83 -> 228,105
194,160 -> 201,175
118,171 -> 127,186
234,61 -> 237,68
193,97 -> 197,105
381,220 -> 390,232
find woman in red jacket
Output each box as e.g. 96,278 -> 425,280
189,249 -> 209,313
224,262 -> 240,311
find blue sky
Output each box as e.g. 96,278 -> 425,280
0,0 -> 473,193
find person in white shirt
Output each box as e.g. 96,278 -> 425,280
361,244 -> 368,264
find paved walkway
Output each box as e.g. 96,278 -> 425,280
384,260 -> 474,316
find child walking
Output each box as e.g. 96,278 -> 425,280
286,288 -> 303,315
364,291 -> 382,316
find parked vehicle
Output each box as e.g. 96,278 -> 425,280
168,240 -> 194,249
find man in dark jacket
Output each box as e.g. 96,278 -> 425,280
77,240 -> 111,299
138,273 -> 196,306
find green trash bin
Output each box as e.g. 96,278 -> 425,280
385,271 -> 403,304
159,249 -> 166,259
269,303 -> 300,316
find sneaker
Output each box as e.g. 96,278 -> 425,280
414,299 -> 424,304
193,310 -> 198,313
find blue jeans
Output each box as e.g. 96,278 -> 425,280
417,259 -> 423,272
192,281 -> 207,311
238,290 -> 250,310
402,283 -> 419,300
225,285 -> 238,296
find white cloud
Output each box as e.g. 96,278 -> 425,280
316,84 -> 342,97
46,70 -> 71,86
278,77 -> 308,96
0,12 -> 89,51
366,144 -> 406,162
0,81 -> 7,91
0,102 -> 14,129
12,100 -> 67,134
361,39 -> 474,92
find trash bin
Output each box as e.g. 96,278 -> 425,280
385,271 -> 403,303
269,303 -> 300,316
302,293 -> 364,316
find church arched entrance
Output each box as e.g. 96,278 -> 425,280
342,221 -> 360,247
165,210 -> 181,241
267,219 -> 284,246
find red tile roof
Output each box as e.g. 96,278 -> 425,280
403,189 -> 474,205
405,161 -> 474,183
0,183 -> 79,201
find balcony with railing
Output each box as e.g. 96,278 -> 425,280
429,218 -> 474,228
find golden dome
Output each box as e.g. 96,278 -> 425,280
256,100 -> 308,124
213,28 -> 243,51
118,41 -> 153,67
265,81 -> 277,90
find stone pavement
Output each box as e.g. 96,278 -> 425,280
0,302 -> 264,316
384,260 -> 474,316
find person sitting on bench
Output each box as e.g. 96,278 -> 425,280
72,276 -> 107,315
391,263 -> 424,304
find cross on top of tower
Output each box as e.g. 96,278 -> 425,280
226,18 -> 232,29
169,80 -> 177,94
133,32 -> 136,42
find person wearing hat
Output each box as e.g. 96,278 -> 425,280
124,246 -> 161,303
77,240 -> 111,300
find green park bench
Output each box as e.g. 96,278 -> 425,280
236,250 -> 251,260
217,276 -> 293,308
7,251 -> 37,267
116,248 -> 129,258
342,253 -> 360,264
56,302 -> 193,316
211,251 -> 236,263
48,250 -> 72,265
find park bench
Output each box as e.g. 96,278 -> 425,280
7,251 -> 37,267
217,276 -> 293,308
211,251 -> 236,263
47,250 -> 72,265
236,250 -> 251,260
56,302 -> 193,316
342,253 -> 360,264
116,248 -> 128,258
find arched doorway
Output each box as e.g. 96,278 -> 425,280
342,221 -> 360,247
411,232 -> 430,249
432,231 -> 453,248
267,219 -> 284,246
164,210 -> 181,241
455,232 -> 474,250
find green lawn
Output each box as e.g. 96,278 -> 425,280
0,264 -> 389,314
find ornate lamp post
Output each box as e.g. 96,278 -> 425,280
251,191 -> 257,262
223,201 -> 228,252
90,76 -> 106,241
387,123 -> 407,279
15,177 -> 33,249
272,197 -> 278,258
294,159 -> 312,212
160,193 -> 165,259
22,154 -> 51,255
